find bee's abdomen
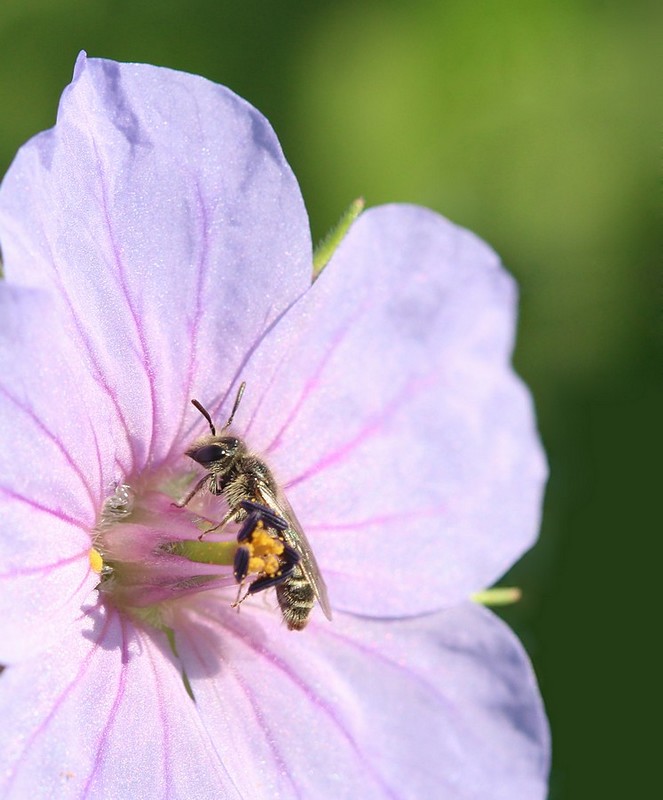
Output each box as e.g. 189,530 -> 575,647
276,568 -> 315,631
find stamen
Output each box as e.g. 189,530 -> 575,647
231,507 -> 297,600
237,511 -> 263,542
247,558 -> 298,594
233,545 -> 250,582
238,500 -> 289,531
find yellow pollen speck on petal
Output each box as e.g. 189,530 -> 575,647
89,548 -> 104,574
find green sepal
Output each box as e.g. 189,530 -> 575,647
471,587 -> 522,606
166,626 -> 195,701
312,197 -> 365,279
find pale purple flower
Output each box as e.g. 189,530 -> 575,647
0,54 -> 549,798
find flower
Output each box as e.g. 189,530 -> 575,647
0,54 -> 549,798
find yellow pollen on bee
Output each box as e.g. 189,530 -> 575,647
88,547 -> 104,574
262,553 -> 282,576
249,524 -> 284,555
245,521 -> 285,576
248,554 -> 281,576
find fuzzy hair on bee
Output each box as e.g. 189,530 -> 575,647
175,382 -> 332,630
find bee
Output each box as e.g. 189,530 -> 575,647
175,382 -> 332,630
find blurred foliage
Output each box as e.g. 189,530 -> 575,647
1,1 -> 659,797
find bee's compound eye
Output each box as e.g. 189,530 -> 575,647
191,444 -> 226,464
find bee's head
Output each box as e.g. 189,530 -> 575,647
185,436 -> 244,470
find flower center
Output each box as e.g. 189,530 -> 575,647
89,480 -> 294,627
90,480 -> 237,620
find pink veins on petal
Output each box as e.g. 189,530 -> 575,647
0,55 -> 549,800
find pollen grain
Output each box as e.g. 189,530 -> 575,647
88,547 -> 105,574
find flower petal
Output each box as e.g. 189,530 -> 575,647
0,54 -> 311,475
0,285 -> 105,662
176,598 -> 549,799
0,606 -> 242,798
230,204 -> 546,615
0,285 -> 106,524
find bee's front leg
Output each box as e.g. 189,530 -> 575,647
198,507 -> 238,540
172,474 -> 210,509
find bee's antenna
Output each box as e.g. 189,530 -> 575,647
191,399 -> 216,436
222,382 -> 246,431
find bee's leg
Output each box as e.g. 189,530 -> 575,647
172,475 -> 209,509
198,507 -> 237,540
231,583 -> 250,611
233,567 -> 294,610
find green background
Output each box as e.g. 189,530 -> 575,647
1,2 -> 658,797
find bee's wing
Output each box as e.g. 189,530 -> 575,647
255,484 -> 332,621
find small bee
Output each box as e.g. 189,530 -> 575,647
175,382 -> 332,630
